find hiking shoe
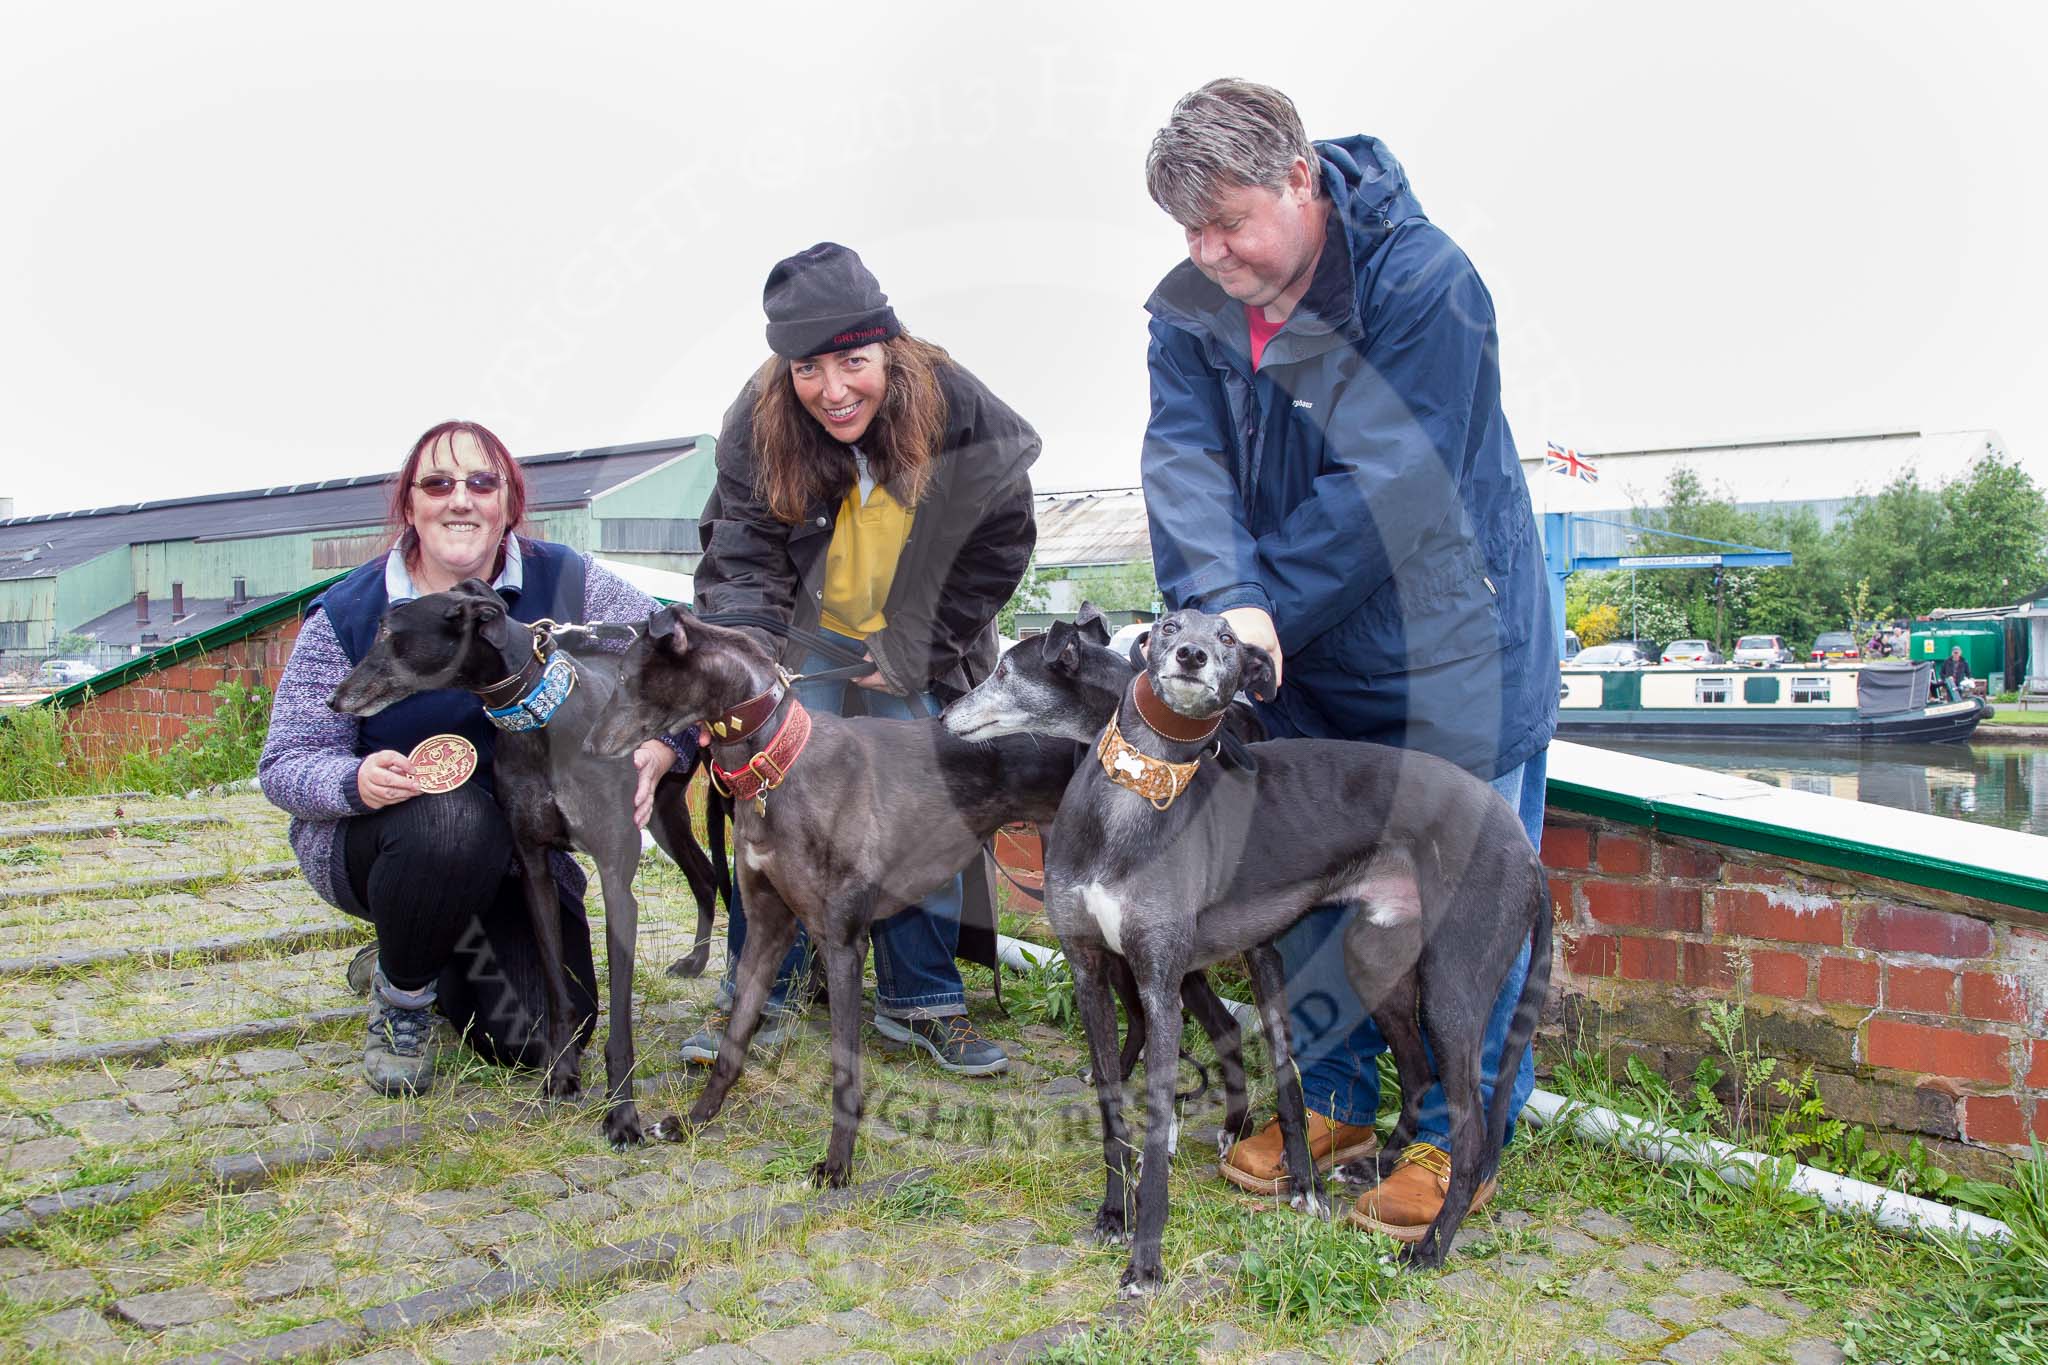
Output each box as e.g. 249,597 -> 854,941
1347,1142 -> 1499,1242
872,1013 -> 1009,1076
345,944 -> 378,998
1221,1111 -> 1379,1196
363,972 -> 441,1096
677,1006 -> 798,1065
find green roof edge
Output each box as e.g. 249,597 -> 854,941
1546,776 -> 2048,916
37,572 -> 349,711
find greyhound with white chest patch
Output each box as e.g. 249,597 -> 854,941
944,607 -> 1552,1284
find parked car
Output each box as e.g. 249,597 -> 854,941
1810,631 -> 1861,662
36,659 -> 97,686
1572,642 -> 1655,668
1731,634 -> 1795,668
1660,639 -> 1723,665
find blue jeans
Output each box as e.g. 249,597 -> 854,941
1272,744 -> 1547,1150
716,628 -> 968,1021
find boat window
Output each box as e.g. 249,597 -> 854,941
1695,676 -> 1731,704
1744,676 -> 1780,704
1792,676 -> 1830,703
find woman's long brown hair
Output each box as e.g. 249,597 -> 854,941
749,333 -> 951,524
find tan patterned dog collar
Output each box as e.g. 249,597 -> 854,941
1097,712 -> 1203,811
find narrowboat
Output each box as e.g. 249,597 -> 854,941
1556,660 -> 1988,744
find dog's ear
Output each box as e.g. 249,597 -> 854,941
647,605 -> 689,654
1239,643 -> 1277,702
1074,602 -> 1110,646
455,593 -> 516,652
1126,630 -> 1151,672
1044,620 -> 1083,677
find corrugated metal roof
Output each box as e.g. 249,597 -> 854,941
0,436 -> 701,583
1032,488 -> 1150,568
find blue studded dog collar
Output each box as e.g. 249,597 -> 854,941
485,651 -> 577,732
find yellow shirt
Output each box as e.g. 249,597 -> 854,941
817,478 -> 915,640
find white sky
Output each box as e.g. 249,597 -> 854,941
4,1 -> 2045,518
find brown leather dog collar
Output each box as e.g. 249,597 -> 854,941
1132,672 -> 1224,744
706,679 -> 788,742
1098,711 -> 1203,811
712,700 -> 812,805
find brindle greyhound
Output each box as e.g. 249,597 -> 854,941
587,606 -> 1251,1187
944,608 -> 1552,1283
329,580 -> 719,1145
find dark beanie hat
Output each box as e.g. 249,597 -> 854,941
762,243 -> 903,359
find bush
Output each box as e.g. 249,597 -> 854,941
0,676 -> 271,803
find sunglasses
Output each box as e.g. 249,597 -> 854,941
412,470 -> 505,498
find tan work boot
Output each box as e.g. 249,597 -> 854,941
1219,1110 -> 1379,1196
1347,1143 -> 1499,1241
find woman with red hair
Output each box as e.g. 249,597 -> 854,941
259,420 -> 688,1097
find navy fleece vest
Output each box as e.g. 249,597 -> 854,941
310,539 -> 586,795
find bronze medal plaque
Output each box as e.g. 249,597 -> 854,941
408,734 -> 478,794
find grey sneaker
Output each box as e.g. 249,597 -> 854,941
345,944 -> 378,998
872,1013 -> 1009,1076
363,972 -> 440,1096
678,1005 -> 798,1065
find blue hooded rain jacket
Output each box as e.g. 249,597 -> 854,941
1141,135 -> 1556,780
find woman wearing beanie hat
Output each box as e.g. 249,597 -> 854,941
684,242 -> 1041,1074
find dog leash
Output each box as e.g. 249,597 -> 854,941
692,609 -> 881,685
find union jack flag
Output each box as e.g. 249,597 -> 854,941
1546,441 -> 1599,483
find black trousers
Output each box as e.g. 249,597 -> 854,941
339,785 -> 597,1069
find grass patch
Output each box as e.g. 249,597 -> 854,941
0,679 -> 270,804
1038,1319 -> 1205,1364
1234,1209 -> 1404,1329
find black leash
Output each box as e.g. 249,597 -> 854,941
692,608 -> 879,684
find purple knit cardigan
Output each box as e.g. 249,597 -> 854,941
257,553 -> 670,909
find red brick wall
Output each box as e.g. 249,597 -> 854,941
1543,811 -> 2048,1175
61,618 -> 302,770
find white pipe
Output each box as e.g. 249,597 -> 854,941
1518,1089 -> 2011,1244
990,932 -> 2014,1245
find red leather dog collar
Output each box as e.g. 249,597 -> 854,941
707,680 -> 788,742
1132,672 -> 1224,744
712,700 -> 812,804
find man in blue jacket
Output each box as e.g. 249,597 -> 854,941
1140,79 -> 1558,1242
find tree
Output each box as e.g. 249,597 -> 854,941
1574,603 -> 1621,647
995,562 -> 1051,637
1925,453 -> 2048,608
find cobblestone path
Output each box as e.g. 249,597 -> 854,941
0,792 -> 1854,1362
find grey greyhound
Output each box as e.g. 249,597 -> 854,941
329,580 -> 719,1146
943,607 -> 1553,1283
586,606 -> 1252,1188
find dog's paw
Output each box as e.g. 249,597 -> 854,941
810,1158 -> 852,1190
1288,1189 -> 1332,1219
685,1097 -> 723,1126
604,1104 -> 645,1149
1117,1264 -> 1162,1298
1091,1205 -> 1128,1245
666,947 -> 711,978
1331,1159 -> 1379,1187
542,1070 -> 583,1102
649,1113 -> 688,1143
1215,1129 -> 1236,1162
1398,1235 -> 1447,1271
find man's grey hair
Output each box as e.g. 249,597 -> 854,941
1146,78 -> 1320,227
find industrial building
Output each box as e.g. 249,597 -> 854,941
0,435 -> 713,676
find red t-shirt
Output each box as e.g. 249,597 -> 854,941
1246,305 -> 1283,369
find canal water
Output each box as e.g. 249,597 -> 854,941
1585,739 -> 2048,838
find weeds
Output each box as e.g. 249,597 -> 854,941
0,678 -> 270,803
1234,1208 -> 1402,1329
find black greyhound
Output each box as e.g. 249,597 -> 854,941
586,606 -> 1252,1188
329,580 -> 719,1145
944,608 -> 1553,1283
